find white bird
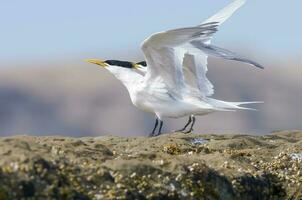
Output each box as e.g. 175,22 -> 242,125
86,0 -> 263,137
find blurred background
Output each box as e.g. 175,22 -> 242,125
0,0 -> 301,137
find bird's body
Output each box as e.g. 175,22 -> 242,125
132,81 -> 215,119
106,64 -> 216,119
87,0 -> 264,136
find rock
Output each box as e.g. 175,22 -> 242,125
0,131 -> 301,199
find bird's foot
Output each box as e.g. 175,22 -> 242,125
152,132 -> 162,137
183,129 -> 194,134
148,132 -> 155,137
173,128 -> 193,134
173,129 -> 186,133
149,132 -> 163,137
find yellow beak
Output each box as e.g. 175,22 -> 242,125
133,63 -> 142,69
85,59 -> 108,68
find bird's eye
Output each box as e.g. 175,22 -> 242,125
136,61 -> 147,67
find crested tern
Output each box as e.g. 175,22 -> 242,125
86,0 -> 263,137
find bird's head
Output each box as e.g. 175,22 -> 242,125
86,59 -> 146,69
86,59 -> 147,89
86,59 -> 147,76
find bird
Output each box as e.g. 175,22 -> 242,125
86,0 -> 263,137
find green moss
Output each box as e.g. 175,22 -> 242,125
0,187 -> 8,200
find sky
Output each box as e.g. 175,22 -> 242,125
0,0 -> 301,67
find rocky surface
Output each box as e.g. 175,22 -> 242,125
0,131 -> 302,200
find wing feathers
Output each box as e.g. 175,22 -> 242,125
142,0 -> 262,100
142,23 -> 219,49
203,0 -> 246,25
191,42 -> 264,69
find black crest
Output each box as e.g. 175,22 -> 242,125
105,60 -> 134,68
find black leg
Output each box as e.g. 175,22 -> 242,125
156,120 -> 164,136
176,116 -> 192,132
185,116 -> 196,134
149,118 -> 158,137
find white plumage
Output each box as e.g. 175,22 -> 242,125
87,0 -> 263,136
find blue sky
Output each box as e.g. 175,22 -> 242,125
0,0 -> 301,66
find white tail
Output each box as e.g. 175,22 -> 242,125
205,98 -> 263,111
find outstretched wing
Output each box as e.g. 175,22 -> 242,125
183,0 -> 264,98
141,0 -> 262,99
141,22 -> 220,98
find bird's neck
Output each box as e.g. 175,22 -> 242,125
107,66 -> 143,95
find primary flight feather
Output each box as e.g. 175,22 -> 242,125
86,0 -> 263,136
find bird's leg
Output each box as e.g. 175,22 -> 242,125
156,120 -> 164,136
185,115 -> 196,134
149,118 -> 159,137
175,116 -> 192,132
